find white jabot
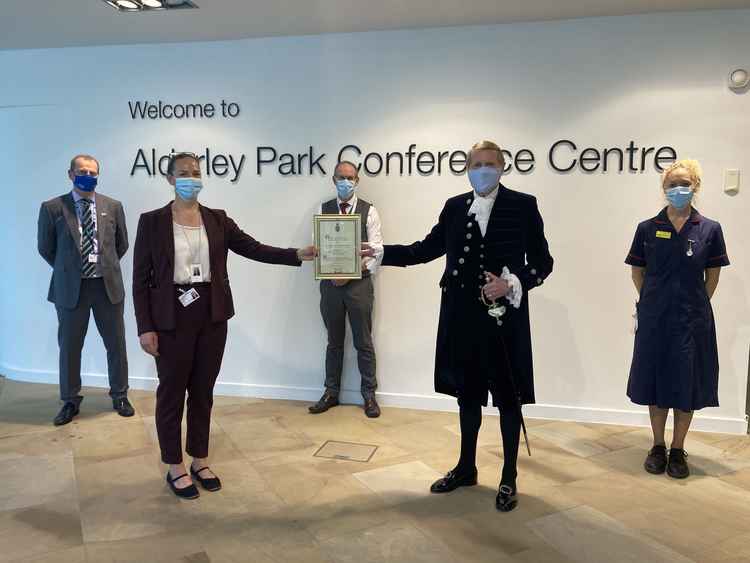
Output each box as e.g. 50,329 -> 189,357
467,186 -> 499,237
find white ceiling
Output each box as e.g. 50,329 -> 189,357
2,0 -> 749,50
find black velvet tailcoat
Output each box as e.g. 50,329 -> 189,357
382,185 -> 553,407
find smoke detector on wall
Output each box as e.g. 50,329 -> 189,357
102,0 -> 198,12
728,68 -> 749,91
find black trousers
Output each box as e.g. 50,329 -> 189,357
319,277 -> 377,398
457,397 -> 522,485
56,278 -> 128,404
154,284 -> 228,465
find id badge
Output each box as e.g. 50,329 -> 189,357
178,288 -> 200,308
88,254 -> 99,264
190,263 -> 203,284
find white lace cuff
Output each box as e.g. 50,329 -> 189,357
501,266 -> 523,309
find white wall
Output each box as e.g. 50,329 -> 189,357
1,10 -> 748,433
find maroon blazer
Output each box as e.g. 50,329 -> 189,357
133,202 -> 301,335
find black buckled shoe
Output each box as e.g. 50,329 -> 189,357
166,472 -> 200,500
191,465 -> 222,492
53,402 -> 79,426
644,445 -> 668,475
113,397 -> 135,417
308,392 -> 339,414
495,484 -> 518,512
667,448 -> 690,479
364,397 -> 381,418
430,468 -> 478,493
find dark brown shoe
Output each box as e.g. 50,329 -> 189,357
364,397 -> 381,418
309,392 -> 339,414
667,448 -> 690,479
644,444 -> 668,474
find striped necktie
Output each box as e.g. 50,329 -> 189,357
79,199 -> 97,278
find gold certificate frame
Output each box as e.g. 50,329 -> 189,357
314,214 -> 362,280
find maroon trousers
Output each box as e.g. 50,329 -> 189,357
155,284 -> 228,464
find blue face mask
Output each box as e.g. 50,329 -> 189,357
73,174 -> 98,192
335,179 -> 355,200
175,178 -> 203,201
468,166 -> 501,196
665,186 -> 693,209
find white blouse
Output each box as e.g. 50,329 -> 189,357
173,222 -> 211,284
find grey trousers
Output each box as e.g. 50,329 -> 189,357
320,277 -> 377,398
55,278 -> 129,405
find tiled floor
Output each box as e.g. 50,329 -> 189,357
1,377 -> 749,563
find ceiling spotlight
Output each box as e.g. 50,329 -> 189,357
115,0 -> 140,9
102,0 -> 198,12
728,68 -> 749,91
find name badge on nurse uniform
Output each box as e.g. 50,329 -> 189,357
178,288 -> 200,307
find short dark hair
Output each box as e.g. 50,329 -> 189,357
334,160 -> 359,179
69,154 -> 100,174
167,152 -> 200,176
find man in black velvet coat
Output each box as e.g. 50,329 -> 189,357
368,140 -> 553,511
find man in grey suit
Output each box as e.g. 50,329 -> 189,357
37,154 -> 134,425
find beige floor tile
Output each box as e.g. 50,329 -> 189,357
318,519 -> 458,563
8,546 -> 86,563
529,421 -> 632,458
70,418 -> 154,465
84,532 -> 207,563
693,531 -> 750,562
0,496 -> 83,561
719,467 -> 750,492
76,453 -> 198,543
411,511 -> 525,561
527,505 -> 696,563
512,545 -> 577,563
352,461 -> 443,505
0,450 -> 76,512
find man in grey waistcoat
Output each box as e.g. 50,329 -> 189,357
37,154 -> 134,425
309,161 -> 384,418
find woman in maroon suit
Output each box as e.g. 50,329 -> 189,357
133,152 -> 315,499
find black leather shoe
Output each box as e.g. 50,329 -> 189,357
166,472 -> 200,500
430,468 -> 478,493
364,397 -> 381,418
667,448 -> 690,479
53,402 -> 79,426
309,392 -> 339,414
191,465 -> 222,492
495,484 -> 518,512
113,397 -> 135,417
644,445 -> 668,474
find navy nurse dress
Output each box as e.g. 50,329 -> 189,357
625,207 -> 729,411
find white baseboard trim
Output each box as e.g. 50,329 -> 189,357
2,364 -> 747,435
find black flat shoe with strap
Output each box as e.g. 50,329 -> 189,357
495,484 -> 518,512
166,472 -> 200,500
191,465 -> 222,492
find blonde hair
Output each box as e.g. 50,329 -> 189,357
661,159 -> 703,192
467,140 -> 505,167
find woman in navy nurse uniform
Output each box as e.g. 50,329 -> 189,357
625,159 -> 729,479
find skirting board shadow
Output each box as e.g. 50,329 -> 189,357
1,363 -> 747,435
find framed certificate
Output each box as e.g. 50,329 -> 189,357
314,214 -> 362,280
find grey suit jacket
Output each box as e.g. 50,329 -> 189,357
37,192 -> 129,309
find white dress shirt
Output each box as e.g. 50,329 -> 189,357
173,221 -> 212,284
322,193 -> 384,275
